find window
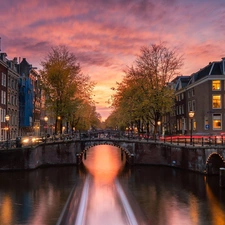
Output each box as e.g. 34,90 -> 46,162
212,95 -> 221,108
192,89 -> 195,96
213,114 -> 222,130
1,73 -> 6,86
11,79 -> 14,89
192,100 -> 196,111
179,105 -> 182,114
181,93 -> 184,100
188,101 -> 192,112
193,120 -> 196,130
1,91 -> 6,104
212,80 -> 221,90
189,119 -> 196,130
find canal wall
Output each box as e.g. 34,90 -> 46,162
0,141 -> 81,170
133,142 -> 225,174
0,140 -> 225,175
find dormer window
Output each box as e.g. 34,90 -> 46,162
212,80 -> 221,90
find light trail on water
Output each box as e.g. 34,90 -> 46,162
80,145 -> 147,225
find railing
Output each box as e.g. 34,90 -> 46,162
1,134 -> 225,150
155,135 -> 224,147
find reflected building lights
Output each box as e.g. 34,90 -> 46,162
205,183 -> 225,225
0,195 -> 13,225
189,194 -> 199,225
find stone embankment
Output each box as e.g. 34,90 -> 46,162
0,140 -> 225,177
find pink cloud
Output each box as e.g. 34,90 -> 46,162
1,0 -> 225,120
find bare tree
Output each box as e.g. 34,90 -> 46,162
112,43 -> 183,137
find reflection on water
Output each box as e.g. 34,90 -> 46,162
205,182 -> 225,225
0,144 -> 225,225
84,145 -> 125,184
0,166 -> 82,225
120,166 -> 225,225
83,145 -> 131,225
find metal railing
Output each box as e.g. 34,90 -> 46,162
1,134 -> 224,149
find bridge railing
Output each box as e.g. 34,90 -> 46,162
158,135 -> 224,146
1,134 -> 224,150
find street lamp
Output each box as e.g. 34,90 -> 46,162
157,120 -> 161,138
189,110 -> 195,145
44,116 -> 48,136
5,115 -> 10,149
56,116 -> 61,135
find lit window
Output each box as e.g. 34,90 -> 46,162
213,114 -> 222,130
193,121 -> 196,130
212,95 -> 221,108
212,80 -> 221,90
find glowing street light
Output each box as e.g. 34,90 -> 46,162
189,110 -> 195,145
5,114 -> 10,149
44,115 -> 48,135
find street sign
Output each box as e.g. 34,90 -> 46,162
205,124 -> 209,129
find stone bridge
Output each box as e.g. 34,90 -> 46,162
0,138 -> 225,175
79,139 -> 225,175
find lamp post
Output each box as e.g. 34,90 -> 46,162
5,114 -> 10,149
44,116 -> 48,136
157,120 -> 161,139
57,116 -> 61,135
189,111 -> 195,145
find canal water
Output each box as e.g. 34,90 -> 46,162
0,145 -> 225,225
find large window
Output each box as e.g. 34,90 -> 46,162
213,114 -> 222,130
212,80 -> 221,90
212,95 -> 221,108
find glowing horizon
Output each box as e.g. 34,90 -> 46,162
1,0 -> 225,121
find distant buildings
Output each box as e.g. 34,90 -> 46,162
167,57 -> 225,136
1,49 -> 225,140
0,53 -> 43,140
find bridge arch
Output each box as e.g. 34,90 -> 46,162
79,142 -> 133,165
205,152 -> 225,175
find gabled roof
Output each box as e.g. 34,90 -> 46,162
175,76 -> 191,91
194,64 -> 212,81
192,59 -> 225,82
211,62 -> 222,75
171,58 -> 225,91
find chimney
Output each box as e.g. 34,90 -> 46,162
0,52 -> 7,62
222,57 -> 225,75
13,57 -> 18,64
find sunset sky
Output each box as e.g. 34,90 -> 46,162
1,0 -> 225,120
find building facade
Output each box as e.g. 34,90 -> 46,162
174,58 -> 225,136
0,53 -> 9,140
